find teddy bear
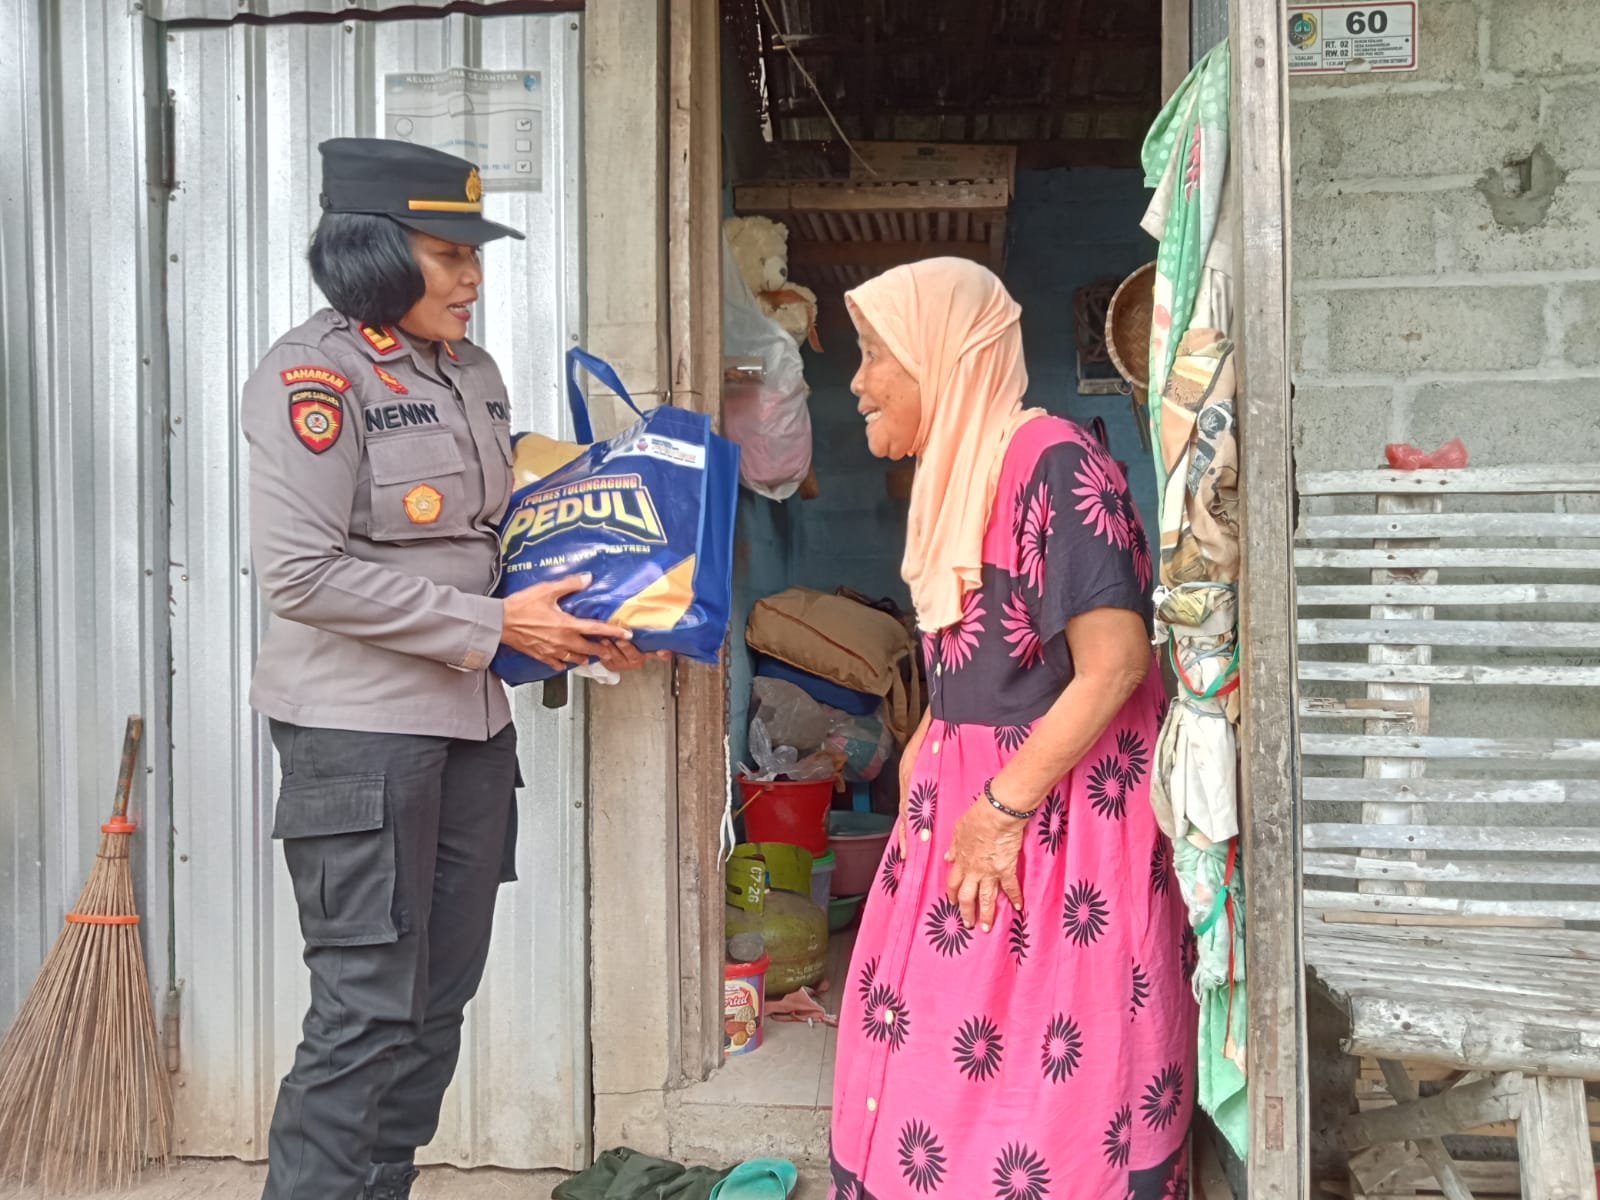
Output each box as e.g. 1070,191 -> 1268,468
723,215 -> 820,350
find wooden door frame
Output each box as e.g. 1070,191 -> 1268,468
667,9 -> 1311,1172
1231,0 -> 1309,1195
666,0 -> 728,1083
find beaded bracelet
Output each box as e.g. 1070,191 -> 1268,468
984,778 -> 1038,821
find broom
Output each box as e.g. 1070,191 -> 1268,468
0,715 -> 175,1192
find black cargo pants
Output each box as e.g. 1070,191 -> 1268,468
261,721 -> 520,1200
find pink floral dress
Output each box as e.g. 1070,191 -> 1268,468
830,417 -> 1197,1200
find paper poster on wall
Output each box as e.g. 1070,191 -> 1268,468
384,69 -> 543,190
1287,3 -> 1418,74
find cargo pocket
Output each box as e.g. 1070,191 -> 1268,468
498,794 -> 520,885
272,773 -> 398,947
364,430 -> 470,542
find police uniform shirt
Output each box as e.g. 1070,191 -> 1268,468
243,311 -> 516,740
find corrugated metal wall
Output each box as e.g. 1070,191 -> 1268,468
164,11 -> 590,1169
0,0 -> 172,1031
2,0 -> 591,1172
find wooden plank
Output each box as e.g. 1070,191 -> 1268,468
1297,466 -> 1600,496
1368,1158 -> 1521,1196
1310,953 -> 1600,1004
1348,1141 -> 1423,1193
1304,852 -> 1600,887
1310,924 -> 1600,956
668,0 -> 727,1082
1161,0 -> 1192,100
786,238 -> 991,269
1304,777 -> 1600,805
1295,547 -> 1600,570
1356,493 -> 1437,900
1373,1061 -> 1474,1200
1318,910 -> 1565,929
1231,0 -> 1307,1194
1298,583 -> 1600,608
1302,733 -> 1600,761
1298,618 -> 1600,649
1339,997 -> 1600,1081
1298,512 -> 1600,540
1306,890 -> 1600,922
1299,661 -> 1600,687
733,180 -> 1011,213
1517,1076 -> 1598,1200
1342,1072 -> 1521,1151
1306,824 -> 1600,853
1300,699 -> 1420,723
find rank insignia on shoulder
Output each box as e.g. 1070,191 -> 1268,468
280,364 -> 352,392
361,325 -> 402,355
403,483 -> 444,524
288,390 -> 343,454
373,366 -> 408,394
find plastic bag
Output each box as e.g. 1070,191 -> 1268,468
1385,438 -> 1468,470
747,678 -> 891,783
492,348 -> 740,685
722,235 -> 813,500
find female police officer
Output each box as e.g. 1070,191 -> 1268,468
243,138 -> 643,1200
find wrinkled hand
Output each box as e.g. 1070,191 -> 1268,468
944,799 -> 1025,932
590,639 -> 671,674
896,723 -> 930,855
501,574 -> 632,672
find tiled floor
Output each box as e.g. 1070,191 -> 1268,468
680,922 -> 855,1114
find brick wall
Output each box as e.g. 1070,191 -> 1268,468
1290,0 -> 1600,469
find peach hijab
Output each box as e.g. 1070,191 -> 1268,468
846,258 -> 1042,632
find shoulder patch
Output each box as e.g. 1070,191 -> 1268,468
279,364 -> 352,393
288,389 -> 344,454
361,325 -> 402,356
372,366 -> 408,395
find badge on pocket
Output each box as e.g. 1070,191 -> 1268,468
404,483 -> 444,524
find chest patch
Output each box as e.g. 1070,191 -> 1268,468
404,483 -> 444,525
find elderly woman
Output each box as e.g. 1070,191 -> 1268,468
243,138 -> 650,1200
830,260 -> 1196,1200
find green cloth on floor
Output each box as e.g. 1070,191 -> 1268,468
1199,979 -> 1248,1158
709,1157 -> 796,1200
552,1148 -> 732,1200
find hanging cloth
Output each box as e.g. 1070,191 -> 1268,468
1139,39 -> 1233,496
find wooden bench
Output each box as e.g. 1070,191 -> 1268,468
1294,465 -> 1600,1200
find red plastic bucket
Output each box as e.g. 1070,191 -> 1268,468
736,775 -> 833,856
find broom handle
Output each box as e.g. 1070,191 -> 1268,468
113,715 -> 144,821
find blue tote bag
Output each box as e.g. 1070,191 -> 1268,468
492,348 -> 740,685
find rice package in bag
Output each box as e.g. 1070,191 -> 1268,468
492,348 -> 740,685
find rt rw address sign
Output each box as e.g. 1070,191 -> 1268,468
1288,3 -> 1418,74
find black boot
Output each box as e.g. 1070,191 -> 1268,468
363,1161 -> 419,1199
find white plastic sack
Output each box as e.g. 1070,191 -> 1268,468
722,236 -> 813,500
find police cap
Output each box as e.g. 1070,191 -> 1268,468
318,137 -> 524,245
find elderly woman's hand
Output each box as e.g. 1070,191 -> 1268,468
945,794 -> 1027,932
590,639 -> 673,674
501,574 -> 633,672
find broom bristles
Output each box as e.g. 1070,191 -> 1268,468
0,825 -> 175,1193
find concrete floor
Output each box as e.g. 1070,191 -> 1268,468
0,1158 -> 828,1199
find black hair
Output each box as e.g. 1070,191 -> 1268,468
307,212 -> 425,326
